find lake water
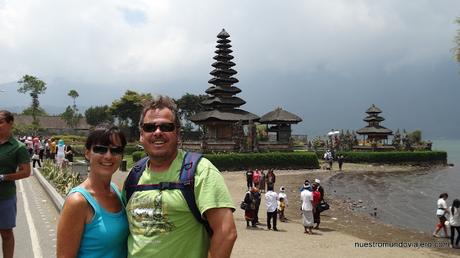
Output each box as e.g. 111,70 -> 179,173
326,139 -> 460,234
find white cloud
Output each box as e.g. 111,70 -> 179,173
0,0 -> 459,137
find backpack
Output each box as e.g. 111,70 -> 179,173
123,151 -> 212,236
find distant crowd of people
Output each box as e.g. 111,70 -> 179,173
17,136 -> 74,168
433,192 -> 460,249
242,171 -> 328,235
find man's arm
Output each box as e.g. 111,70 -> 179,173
205,208 -> 237,258
3,163 -> 31,181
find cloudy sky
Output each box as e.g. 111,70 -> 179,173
1,0 -> 459,139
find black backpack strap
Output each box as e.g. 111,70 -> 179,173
123,156 -> 149,204
179,152 -> 213,236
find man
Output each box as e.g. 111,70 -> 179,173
123,95 -> 237,258
265,184 -> 278,231
300,185 -> 314,234
0,110 -> 31,258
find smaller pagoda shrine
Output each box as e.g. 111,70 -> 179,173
356,104 -> 393,145
191,29 -> 259,152
258,107 -> 302,151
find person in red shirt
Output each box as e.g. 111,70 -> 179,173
312,183 -> 322,229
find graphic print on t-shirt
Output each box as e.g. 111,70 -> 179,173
128,191 -> 175,236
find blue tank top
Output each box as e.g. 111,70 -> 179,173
68,183 -> 128,258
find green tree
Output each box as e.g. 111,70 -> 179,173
174,93 -> 206,132
68,89 -> 79,113
17,75 -> 47,126
111,90 -> 152,139
21,106 -> 48,116
61,106 -> 82,128
85,105 -> 113,126
408,130 -> 422,145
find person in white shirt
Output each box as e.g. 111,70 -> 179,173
301,188 -> 314,234
433,192 -> 449,238
449,199 -> 460,248
265,185 -> 278,231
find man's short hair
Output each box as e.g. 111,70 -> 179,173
0,110 -> 14,123
139,95 -> 181,129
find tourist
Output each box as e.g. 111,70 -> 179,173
312,183 -> 322,229
0,110 -> 31,258
433,192 -> 449,238
31,149 -> 41,168
123,95 -> 236,257
265,184 -> 278,231
449,199 -> 460,248
44,138 -> 51,159
278,186 -> 288,222
278,197 -> 287,222
324,150 -> 333,170
301,185 -> 315,234
254,187 -> 261,224
57,124 -> 128,258
338,155 -> 344,171
245,169 -> 254,190
65,144 -> 74,163
266,169 -> 276,189
49,139 -> 57,161
253,169 -> 261,190
259,170 -> 266,193
243,187 -> 258,228
56,139 -> 66,167
315,178 -> 324,201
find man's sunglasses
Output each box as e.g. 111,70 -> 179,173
141,123 -> 176,132
92,145 -> 124,155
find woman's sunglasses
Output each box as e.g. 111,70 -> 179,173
141,122 -> 176,132
92,145 -> 124,155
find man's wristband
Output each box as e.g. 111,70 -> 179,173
0,174 -> 5,182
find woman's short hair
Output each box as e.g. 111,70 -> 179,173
0,110 -> 14,123
85,124 -> 127,150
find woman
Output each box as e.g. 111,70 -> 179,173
449,199 -> 460,248
243,187 -> 258,228
433,192 -> 449,238
57,125 -> 128,258
65,144 -> 74,163
56,139 -> 66,167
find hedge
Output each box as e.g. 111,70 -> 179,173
132,151 -> 147,162
203,152 -> 319,171
337,151 -> 447,164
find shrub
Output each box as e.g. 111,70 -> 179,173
204,152 -> 319,171
40,160 -> 83,196
132,151 -> 147,162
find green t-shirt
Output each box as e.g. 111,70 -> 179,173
124,150 -> 235,258
0,137 -> 30,199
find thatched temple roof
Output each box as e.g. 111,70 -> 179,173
259,107 -> 302,124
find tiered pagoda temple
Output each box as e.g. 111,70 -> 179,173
356,104 -> 393,144
191,29 -> 259,152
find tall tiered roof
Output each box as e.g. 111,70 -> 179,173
191,29 -> 258,123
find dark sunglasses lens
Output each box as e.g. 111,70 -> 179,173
142,123 -> 156,132
159,123 -> 175,132
110,147 -> 124,155
92,145 -> 108,154
92,145 -> 123,155
142,123 -> 175,132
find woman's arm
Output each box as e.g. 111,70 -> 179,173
57,193 -> 90,258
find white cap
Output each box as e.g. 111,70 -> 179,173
314,179 -> 320,184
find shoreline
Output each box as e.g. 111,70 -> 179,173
221,163 -> 459,257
